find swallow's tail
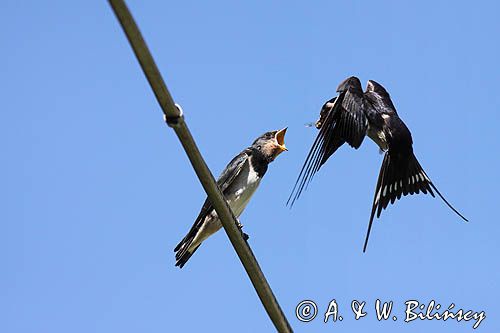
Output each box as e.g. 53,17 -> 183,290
363,151 -> 468,252
403,153 -> 468,223
174,235 -> 201,268
175,244 -> 200,269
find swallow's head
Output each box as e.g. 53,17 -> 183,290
315,97 -> 336,129
251,128 -> 288,162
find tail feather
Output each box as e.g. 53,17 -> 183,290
174,211 -> 209,268
363,151 -> 467,252
174,229 -> 200,269
174,236 -> 186,252
175,242 -> 200,268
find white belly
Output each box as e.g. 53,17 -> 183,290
227,163 -> 261,216
367,123 -> 388,151
189,160 -> 261,250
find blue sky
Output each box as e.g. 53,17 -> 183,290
2,1 -> 499,332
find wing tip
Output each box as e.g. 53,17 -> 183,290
337,75 -> 362,92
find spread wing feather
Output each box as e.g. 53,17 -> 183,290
287,76 -> 369,206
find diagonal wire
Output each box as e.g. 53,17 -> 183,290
107,1 -> 293,332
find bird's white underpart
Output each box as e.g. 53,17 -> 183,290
188,159 -> 261,252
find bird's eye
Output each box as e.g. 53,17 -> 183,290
257,145 -> 262,150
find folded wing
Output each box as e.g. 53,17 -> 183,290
174,151 -> 250,266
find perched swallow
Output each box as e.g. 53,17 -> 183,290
288,76 -> 468,252
174,128 -> 288,268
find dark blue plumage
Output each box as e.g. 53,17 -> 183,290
288,76 -> 467,252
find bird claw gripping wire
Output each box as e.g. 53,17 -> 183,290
164,103 -> 184,127
236,219 -> 249,240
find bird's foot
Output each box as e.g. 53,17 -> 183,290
235,219 -> 249,240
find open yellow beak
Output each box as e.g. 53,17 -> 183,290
275,127 -> 288,151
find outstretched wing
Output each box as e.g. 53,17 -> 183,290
337,76 -> 370,148
174,150 -> 250,253
364,80 -> 398,115
287,76 -> 369,206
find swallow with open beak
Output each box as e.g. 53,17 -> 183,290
288,76 -> 468,252
175,128 -> 288,268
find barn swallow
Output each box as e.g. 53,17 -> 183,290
174,128 -> 288,268
288,76 -> 468,252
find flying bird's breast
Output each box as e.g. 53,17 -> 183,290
366,114 -> 390,151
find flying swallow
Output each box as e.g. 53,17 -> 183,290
175,128 -> 288,268
288,76 -> 468,252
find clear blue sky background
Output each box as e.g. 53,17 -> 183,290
2,1 -> 499,332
